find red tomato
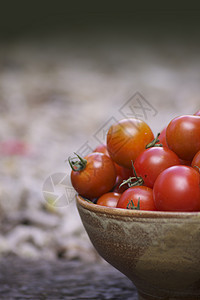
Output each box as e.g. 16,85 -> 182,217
158,127 -> 168,148
93,144 -> 131,177
114,163 -> 132,178
112,164 -> 133,192
153,166 -> 200,212
134,147 -> 180,188
93,144 -> 132,192
96,192 -> 121,208
107,118 -> 154,169
69,152 -> 116,199
191,150 -> 200,173
93,144 -> 109,156
166,115 -> 200,161
112,176 -> 126,193
180,159 -> 191,166
117,186 -> 156,211
195,110 -> 200,116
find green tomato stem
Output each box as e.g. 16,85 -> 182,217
68,152 -> 87,172
119,177 -> 137,188
119,162 -> 144,188
145,133 -> 163,149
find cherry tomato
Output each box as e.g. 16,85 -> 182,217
180,159 -> 191,166
96,192 -> 121,208
112,164 -> 133,192
153,166 -> 200,212
157,127 -> 168,148
93,144 -> 132,192
157,124 -> 194,152
134,147 -> 180,188
117,186 -> 156,211
112,176 -> 127,193
166,115 -> 200,161
107,118 -> 154,169
93,144 -> 109,156
195,110 -> 200,116
114,163 -> 132,178
69,152 -> 116,199
191,150 -> 200,173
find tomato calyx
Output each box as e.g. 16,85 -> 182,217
145,133 -> 163,149
120,162 -> 144,188
126,198 -> 140,210
68,153 -> 87,172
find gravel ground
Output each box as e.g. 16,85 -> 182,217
0,255 -> 136,300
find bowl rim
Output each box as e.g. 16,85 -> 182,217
76,194 -> 200,219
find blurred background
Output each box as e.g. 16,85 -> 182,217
0,3 -> 200,262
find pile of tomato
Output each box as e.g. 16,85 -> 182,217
69,110 -> 200,212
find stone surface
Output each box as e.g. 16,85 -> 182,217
0,255 -> 136,300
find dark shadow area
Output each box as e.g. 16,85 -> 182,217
0,3 -> 200,44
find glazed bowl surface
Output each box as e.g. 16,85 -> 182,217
76,195 -> 200,300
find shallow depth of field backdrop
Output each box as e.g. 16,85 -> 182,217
0,4 -> 200,261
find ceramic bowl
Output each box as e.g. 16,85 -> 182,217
76,195 -> 200,300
